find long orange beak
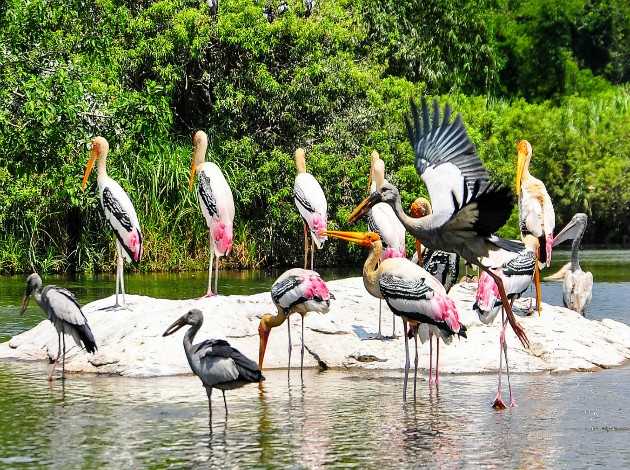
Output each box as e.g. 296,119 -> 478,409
348,192 -> 381,224
81,149 -> 97,191
258,322 -> 270,369
515,148 -> 527,196
188,161 -> 197,191
415,239 -> 423,266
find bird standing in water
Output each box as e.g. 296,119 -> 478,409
293,148 -> 327,270
545,213 -> 592,315
82,137 -> 143,309
20,273 -> 97,380
189,130 -> 235,296
163,309 -> 263,426
258,269 -> 333,377
324,230 -> 466,400
473,235 -> 540,409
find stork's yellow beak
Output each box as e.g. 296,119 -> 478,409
322,230 -> 379,248
348,192 -> 382,224
81,148 -> 97,191
188,161 -> 197,191
515,140 -> 529,196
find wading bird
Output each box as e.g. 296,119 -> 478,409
293,148 -> 327,270
348,99 -> 530,361
545,213 -> 592,315
189,130 -> 235,296
516,140 -> 555,268
163,309 -> 263,426
324,230 -> 466,400
363,154 -> 406,339
409,197 -> 460,385
258,269 -> 333,377
473,235 -> 540,409
20,273 -> 97,380
82,137 -> 143,309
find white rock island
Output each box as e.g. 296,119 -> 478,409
2,277 -> 630,377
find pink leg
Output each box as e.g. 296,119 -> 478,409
435,337 -> 440,385
504,298 -> 517,407
492,308 -> 507,410
428,332 -> 434,386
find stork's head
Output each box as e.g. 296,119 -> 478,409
82,136 -> 109,191
189,130 -> 208,190
21,273 -> 42,314
163,309 -> 204,336
410,197 -> 432,218
515,139 -> 532,196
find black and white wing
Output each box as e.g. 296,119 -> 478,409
195,339 -> 264,385
271,268 -> 332,314
198,171 -> 218,220
422,249 -> 460,293
406,98 -> 489,216
99,178 -> 143,263
294,173 -> 327,248
41,286 -> 97,353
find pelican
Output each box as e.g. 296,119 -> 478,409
348,98 -> 530,355
473,235 -> 540,409
258,268 -> 333,376
20,273 -> 97,380
516,139 -> 555,268
293,148 -> 327,270
163,309 -> 263,425
363,154 -> 406,339
189,130 -> 235,297
82,136 -> 143,309
545,213 -> 592,315
324,230 -> 466,400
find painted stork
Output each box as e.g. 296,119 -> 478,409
363,153 -> 406,339
189,130 -> 235,297
258,268 -> 333,377
293,148 -> 327,270
348,98 -> 530,356
82,136 -> 143,309
473,235 -> 540,409
408,197 -> 460,385
545,213 -> 592,315
324,230 -> 466,400
516,139 -> 555,268
163,309 -> 263,426
20,273 -> 97,380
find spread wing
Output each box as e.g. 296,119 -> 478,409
406,98 -> 489,216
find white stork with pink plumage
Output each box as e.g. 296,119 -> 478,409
82,136 -> 143,309
189,130 -> 235,297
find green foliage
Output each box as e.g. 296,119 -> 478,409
0,0 -> 628,274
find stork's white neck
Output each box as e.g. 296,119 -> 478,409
97,151 -> 108,179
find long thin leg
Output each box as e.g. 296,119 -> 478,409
493,307 -> 507,410
61,333 -> 66,380
207,233 -> 215,297
377,300 -> 382,338
118,243 -> 126,305
310,239 -> 315,271
479,263 -> 529,349
303,223 -> 309,270
287,317 -> 292,375
222,390 -> 228,415
206,387 -> 213,427
114,246 -> 120,307
402,319 -> 409,402
48,332 -> 61,381
214,255 -> 220,295
435,337 -> 440,385
301,315 -> 305,380
392,314 -> 396,338
505,298 -> 516,407
429,331 -> 434,386
413,329 -> 418,399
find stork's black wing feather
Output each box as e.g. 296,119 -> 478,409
406,98 -> 489,187
271,275 -> 302,305
197,339 -> 264,383
198,172 -> 218,218
102,188 -> 133,231
504,250 -> 535,276
294,184 -> 315,213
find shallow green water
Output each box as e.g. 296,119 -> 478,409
0,251 -> 629,467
